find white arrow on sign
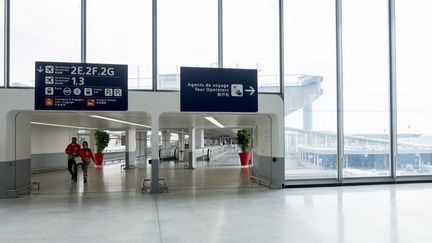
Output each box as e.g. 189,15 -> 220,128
245,86 -> 255,96
37,66 -> 44,73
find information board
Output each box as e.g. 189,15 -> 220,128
35,61 -> 128,111
180,67 -> 258,112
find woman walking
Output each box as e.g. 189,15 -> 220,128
79,141 -> 95,183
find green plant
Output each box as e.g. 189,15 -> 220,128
237,129 -> 252,152
94,130 -> 110,153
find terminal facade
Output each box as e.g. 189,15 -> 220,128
1,0 -> 432,198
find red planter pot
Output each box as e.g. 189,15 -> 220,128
238,152 -> 251,166
94,152 -> 104,167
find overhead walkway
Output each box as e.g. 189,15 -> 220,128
259,74 -> 323,115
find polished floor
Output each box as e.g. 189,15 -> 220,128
1,152 -> 432,242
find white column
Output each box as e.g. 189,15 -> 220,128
150,117 -> 160,193
89,130 -> 96,152
180,130 -> 185,149
136,130 -> 148,166
142,131 -> 148,166
1,112 -> 31,198
125,129 -> 136,169
161,130 -> 170,149
188,128 -> 196,169
136,131 -> 142,157
195,129 -> 204,149
178,130 -> 185,162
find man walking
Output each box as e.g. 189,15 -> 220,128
65,137 -> 81,182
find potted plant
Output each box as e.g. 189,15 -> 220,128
237,129 -> 252,166
94,130 -> 110,167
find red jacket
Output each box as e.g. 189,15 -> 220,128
79,148 -> 95,162
65,143 -> 81,157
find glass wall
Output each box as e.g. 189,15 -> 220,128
342,0 -> 390,177
224,0 -> 279,92
10,0 -> 81,87
87,0 -> 152,90
284,0 -> 337,179
395,0 -> 432,176
2,0 -> 432,183
158,0 -> 217,90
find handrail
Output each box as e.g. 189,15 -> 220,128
249,164 -> 271,188
250,176 -> 271,187
6,182 -> 40,198
205,145 -> 232,160
159,148 -> 175,160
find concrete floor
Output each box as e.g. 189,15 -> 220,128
1,152 -> 432,242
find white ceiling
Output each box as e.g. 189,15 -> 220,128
30,111 -> 268,138
31,111 -> 151,130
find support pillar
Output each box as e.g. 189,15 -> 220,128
1,112 -> 31,198
178,130 -> 185,162
179,130 -> 185,149
188,128 -> 196,169
150,118 -> 160,193
161,130 -> 170,149
303,103 -> 313,131
142,131 -> 148,166
89,130 -> 96,152
125,129 -> 136,169
196,129 -> 204,149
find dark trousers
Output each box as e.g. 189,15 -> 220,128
68,159 -> 78,178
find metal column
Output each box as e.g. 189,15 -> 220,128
152,0 -> 158,91
389,0 -> 397,180
218,0 -> 223,68
81,0 -> 86,63
279,0 -> 285,98
4,0 -> 10,87
336,0 -> 345,182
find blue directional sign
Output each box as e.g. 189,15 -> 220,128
180,67 -> 258,112
35,61 -> 128,111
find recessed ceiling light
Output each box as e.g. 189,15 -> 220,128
205,116 -> 225,128
31,122 -> 98,130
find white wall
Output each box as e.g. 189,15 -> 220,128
12,112 -> 32,161
0,89 -> 34,162
31,125 -> 78,154
0,89 -> 285,192
255,116 -> 272,157
0,90 -> 285,160
257,94 -> 285,157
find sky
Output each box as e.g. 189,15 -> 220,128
285,0 -> 432,135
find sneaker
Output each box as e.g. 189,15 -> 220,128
84,178 -> 87,183
74,177 -> 77,182
71,175 -> 74,181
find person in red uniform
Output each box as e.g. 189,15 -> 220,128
65,137 -> 81,182
79,141 -> 95,183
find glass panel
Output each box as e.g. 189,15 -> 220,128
224,0 -> 279,92
10,0 -> 80,87
158,0 -> 217,90
342,0 -> 390,177
396,0 -> 432,176
87,0 -> 152,90
284,0 -> 337,179
0,1 -> 4,87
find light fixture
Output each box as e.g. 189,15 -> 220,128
31,122 -> 98,130
205,116 -> 225,128
89,115 -> 151,128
